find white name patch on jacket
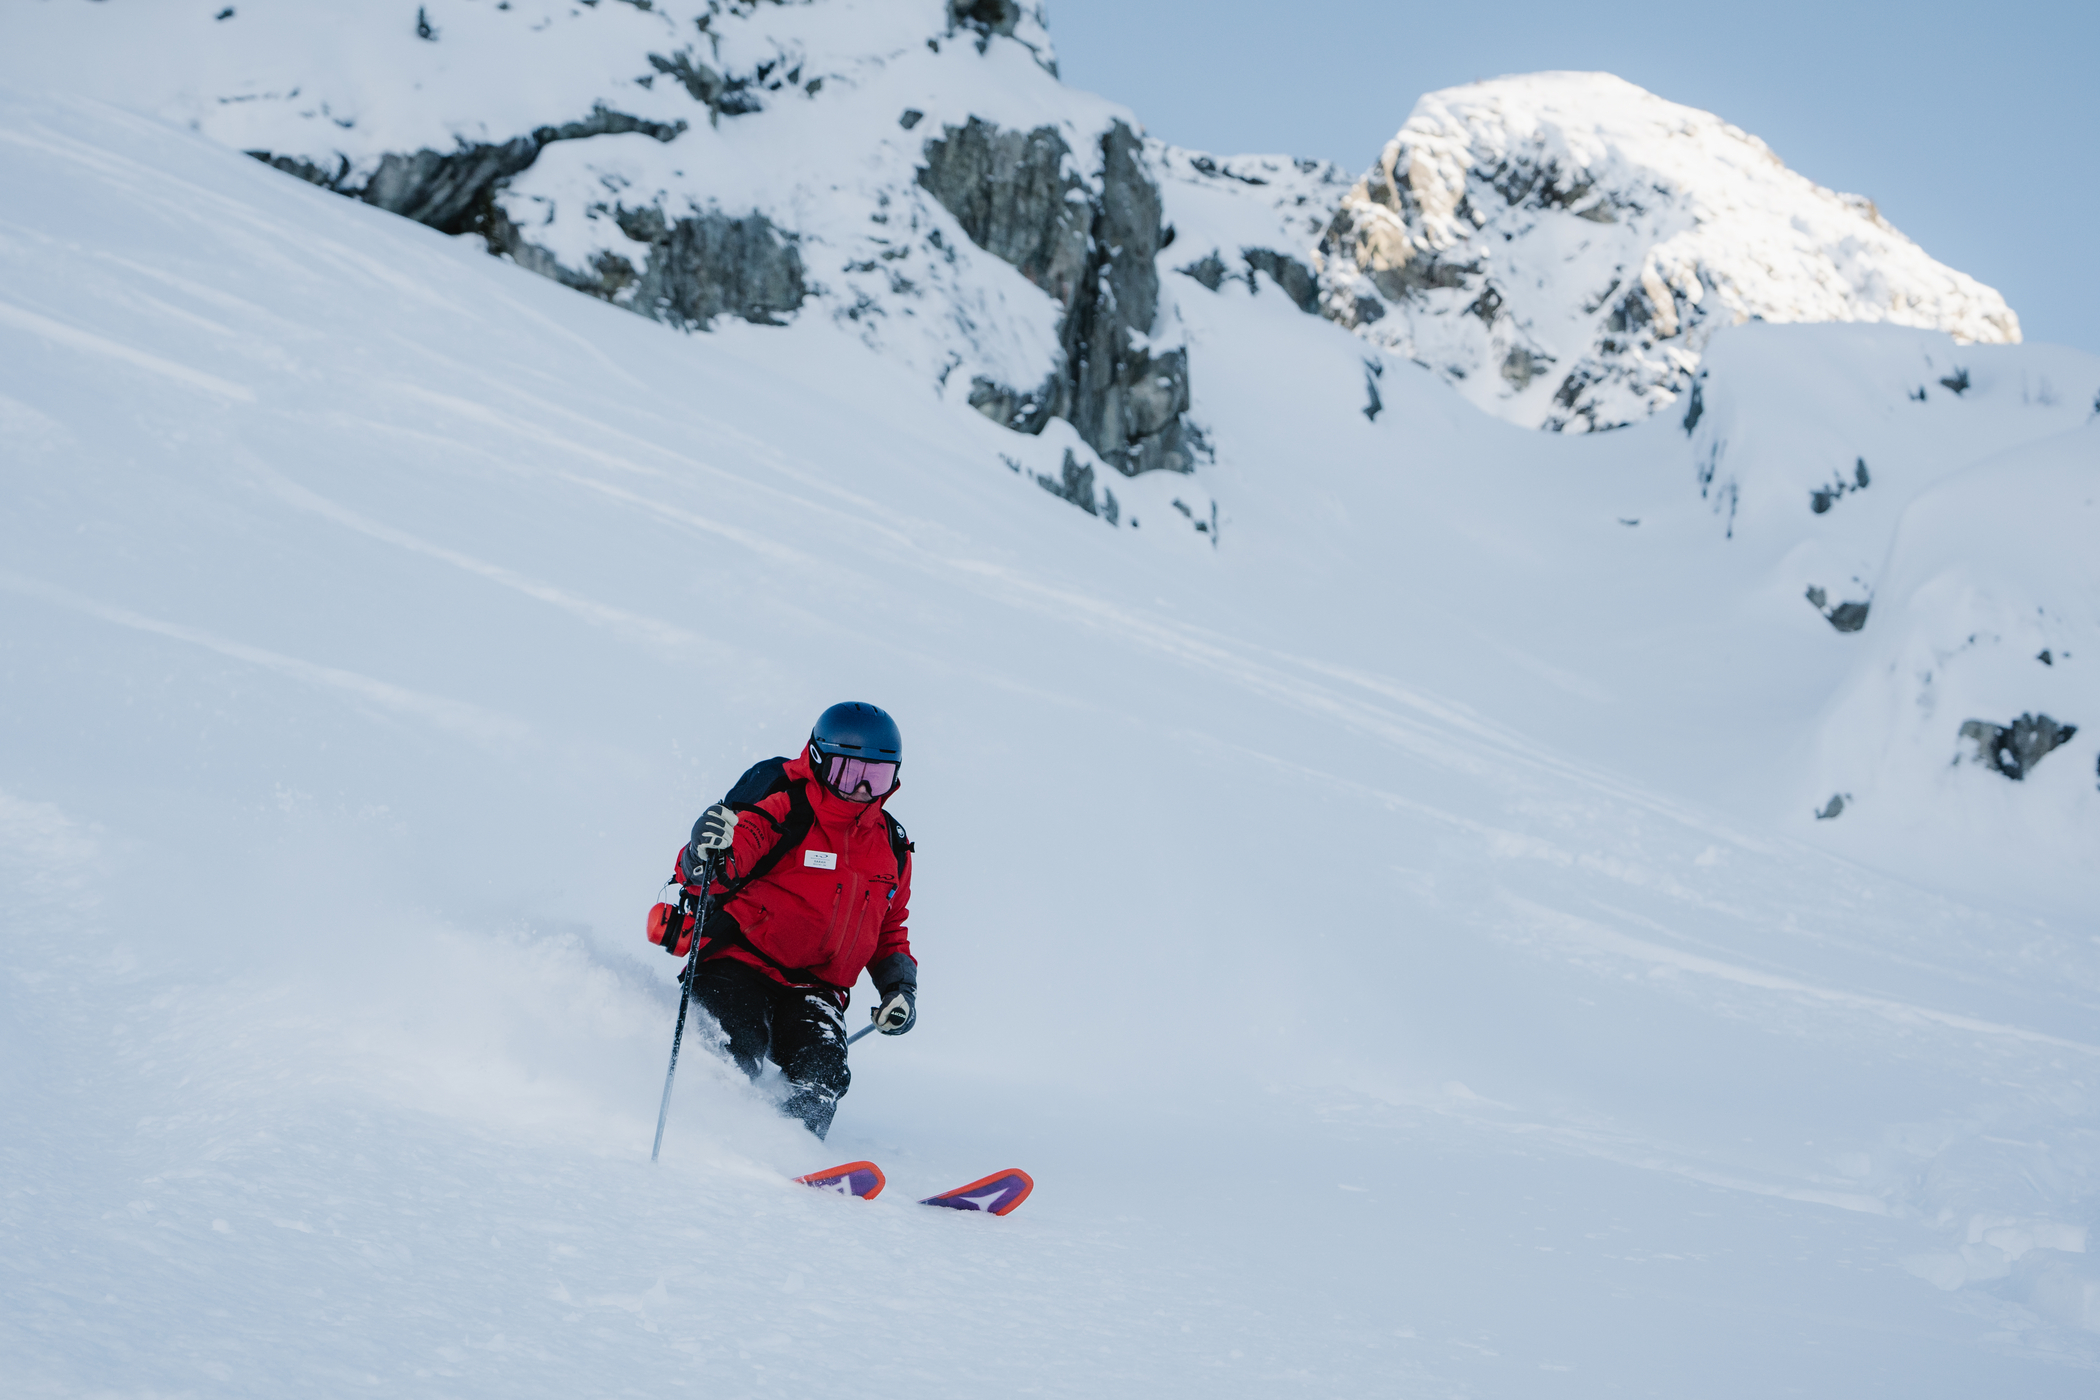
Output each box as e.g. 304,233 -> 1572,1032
804,850 -> 838,870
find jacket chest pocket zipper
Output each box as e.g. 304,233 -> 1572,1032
825,879 -> 870,959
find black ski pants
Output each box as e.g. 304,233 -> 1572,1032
689,957 -> 851,1139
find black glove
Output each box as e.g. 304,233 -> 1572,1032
872,986 -> 916,1036
689,803 -> 737,860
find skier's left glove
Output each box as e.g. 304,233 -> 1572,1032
872,987 -> 916,1036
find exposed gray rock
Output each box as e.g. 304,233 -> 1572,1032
491,202 -> 804,330
1814,793 -> 1849,819
646,48 -> 764,124
965,375 -> 1053,433
253,104 -> 805,330
1958,712 -> 2078,780
251,104 -> 686,235
919,118 -> 1199,476
946,0 -> 1058,75
1241,247 -> 1319,313
1036,449 -> 1117,523
1178,251 -> 1227,293
949,0 -> 1022,36
1803,585 -> 1871,633
1501,345 -> 1553,391
1811,457 -> 1872,513
1826,601 -> 1870,633
915,117 -> 1089,306
630,211 -> 805,329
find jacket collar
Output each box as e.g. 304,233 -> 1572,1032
788,745 -> 896,828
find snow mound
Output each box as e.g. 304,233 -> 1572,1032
1810,426 -> 2099,864
1315,72 -> 2020,431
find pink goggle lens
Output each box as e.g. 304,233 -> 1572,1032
826,756 -> 897,797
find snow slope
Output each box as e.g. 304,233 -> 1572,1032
5,84 -> 2100,1398
1317,72 -> 2021,430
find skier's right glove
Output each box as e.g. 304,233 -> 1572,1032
690,803 -> 737,859
872,987 -> 916,1036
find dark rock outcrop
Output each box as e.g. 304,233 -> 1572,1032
1241,248 -> 1320,313
488,201 -> 803,329
1958,713 -> 2078,780
919,118 -> 1198,476
1177,246 -> 1330,317
640,212 -> 802,329
1825,601 -> 1870,632
254,105 -> 804,330
1035,448 -> 1118,523
252,104 -> 687,235
916,117 -> 1089,306
1810,457 -> 1872,514
1804,585 -> 1870,633
949,0 -> 1023,37
645,47 -> 765,123
946,1 -> 1056,74
1178,251 -> 1228,292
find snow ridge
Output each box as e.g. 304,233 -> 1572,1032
1315,72 -> 2021,431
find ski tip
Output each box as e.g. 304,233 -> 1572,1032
794,1160 -> 886,1200
920,1167 -> 1034,1216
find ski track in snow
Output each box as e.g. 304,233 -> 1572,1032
0,570 -> 535,753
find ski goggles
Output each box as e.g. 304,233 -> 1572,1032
820,754 -> 897,799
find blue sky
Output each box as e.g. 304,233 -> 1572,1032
1047,0 -> 2098,355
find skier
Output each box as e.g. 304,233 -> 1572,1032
670,702 -> 917,1138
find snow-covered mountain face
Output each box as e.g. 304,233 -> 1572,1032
6,9 -> 2100,1396
1316,73 -> 2022,430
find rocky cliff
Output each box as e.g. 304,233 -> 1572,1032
917,117 -> 1196,475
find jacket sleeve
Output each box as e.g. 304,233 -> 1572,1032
868,849 -> 915,991
677,794 -> 788,890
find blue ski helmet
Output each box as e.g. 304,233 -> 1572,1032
808,702 -> 902,801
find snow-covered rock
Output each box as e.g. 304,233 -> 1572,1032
1315,72 -> 2021,431
3,12 -> 2027,467
1,0 -> 1212,494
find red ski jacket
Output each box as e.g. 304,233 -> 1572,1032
675,748 -> 913,996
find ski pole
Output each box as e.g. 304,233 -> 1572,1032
651,853 -> 717,1163
847,1023 -> 879,1047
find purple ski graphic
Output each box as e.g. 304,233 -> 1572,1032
920,1168 -> 1034,1216
795,1160 -> 886,1199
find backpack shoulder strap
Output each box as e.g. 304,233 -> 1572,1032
718,777 -> 815,899
884,811 -> 913,877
